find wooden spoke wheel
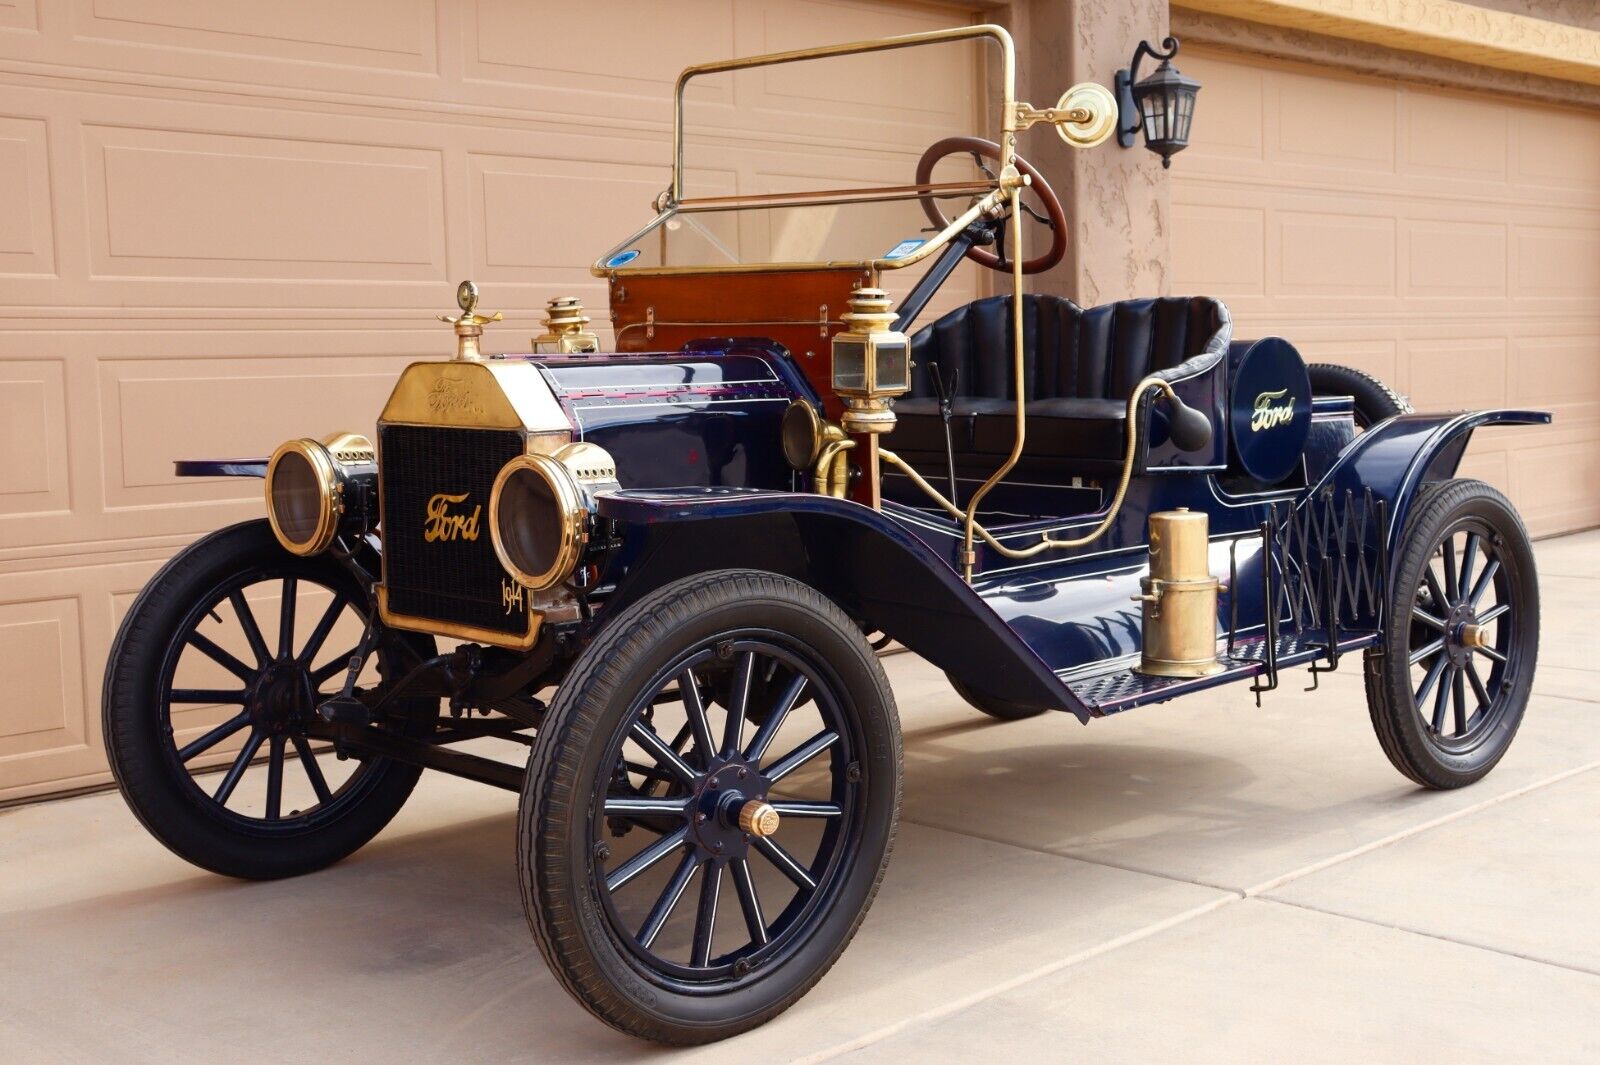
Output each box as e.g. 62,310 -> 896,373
520,571 -> 900,1044
1366,480 -> 1538,789
103,521 -> 436,879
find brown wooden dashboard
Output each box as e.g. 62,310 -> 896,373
608,268 -> 881,504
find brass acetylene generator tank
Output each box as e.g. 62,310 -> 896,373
1134,508 -> 1223,677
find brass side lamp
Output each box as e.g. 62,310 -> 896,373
831,288 -> 911,436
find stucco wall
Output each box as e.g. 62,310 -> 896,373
1471,1 -> 1600,33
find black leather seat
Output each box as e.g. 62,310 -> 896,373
896,294 -> 1231,479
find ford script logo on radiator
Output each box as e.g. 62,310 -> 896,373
424,492 -> 482,542
1250,389 -> 1295,432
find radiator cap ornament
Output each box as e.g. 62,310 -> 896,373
439,280 -> 502,362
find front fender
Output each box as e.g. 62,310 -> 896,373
594,488 -> 1092,720
174,459 -> 268,477
1312,408 -> 1550,574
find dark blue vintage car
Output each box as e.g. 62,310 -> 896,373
103,25 -> 1545,1045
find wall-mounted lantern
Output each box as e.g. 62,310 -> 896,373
1115,36 -> 1201,168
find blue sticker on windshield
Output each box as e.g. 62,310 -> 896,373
605,248 -> 642,268
883,239 -> 925,261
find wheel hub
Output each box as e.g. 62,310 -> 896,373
1444,601 -> 1480,667
249,659 -> 314,734
690,757 -> 775,858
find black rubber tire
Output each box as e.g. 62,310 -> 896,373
1308,363 -> 1412,429
519,569 -> 901,1044
104,520 -> 435,880
1364,480 -> 1538,789
946,672 -> 1049,720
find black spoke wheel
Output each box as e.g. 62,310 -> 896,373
1366,480 -> 1538,789
521,570 -> 900,1044
104,521 -> 437,879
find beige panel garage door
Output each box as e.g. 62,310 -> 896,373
1173,46 -> 1600,539
0,0 -> 980,800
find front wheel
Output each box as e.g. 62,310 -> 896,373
1365,480 -> 1538,789
520,570 -> 901,1044
103,521 -> 437,879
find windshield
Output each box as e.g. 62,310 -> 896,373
593,26 -> 1015,278
596,186 -> 998,274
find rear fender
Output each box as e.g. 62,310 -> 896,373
594,490 -> 1091,721
1311,409 -> 1550,576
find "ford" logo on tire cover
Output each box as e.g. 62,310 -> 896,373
1250,388 -> 1295,432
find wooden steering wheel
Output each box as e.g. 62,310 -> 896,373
915,136 -> 1068,275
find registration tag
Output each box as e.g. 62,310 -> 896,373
883,239 -> 925,261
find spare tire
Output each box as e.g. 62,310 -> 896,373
1307,363 -> 1412,429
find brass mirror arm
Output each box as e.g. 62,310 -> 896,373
1013,103 -> 1094,130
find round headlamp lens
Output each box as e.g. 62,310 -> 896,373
265,440 -> 337,556
491,455 -> 583,591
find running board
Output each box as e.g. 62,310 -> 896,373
1063,631 -> 1378,715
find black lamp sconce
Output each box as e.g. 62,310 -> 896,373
1115,36 -> 1201,168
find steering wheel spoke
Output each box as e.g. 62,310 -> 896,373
916,136 -> 1066,275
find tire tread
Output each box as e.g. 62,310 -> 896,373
1363,479 -> 1538,789
519,569 -> 900,1044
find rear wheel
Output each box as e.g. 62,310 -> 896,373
1365,480 -> 1538,789
104,521 -> 437,879
520,570 -> 900,1044
947,673 -> 1049,721
1308,363 -> 1411,429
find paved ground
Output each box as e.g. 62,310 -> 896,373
3,531 -> 1599,1063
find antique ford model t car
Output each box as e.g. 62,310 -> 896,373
104,25 -> 1546,1044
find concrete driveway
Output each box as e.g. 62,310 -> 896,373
3,532 -> 1599,1064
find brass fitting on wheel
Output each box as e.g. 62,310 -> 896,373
739,800 -> 780,838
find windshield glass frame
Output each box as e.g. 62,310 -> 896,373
592,24 -> 1018,279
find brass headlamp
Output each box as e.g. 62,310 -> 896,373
831,288 -> 910,435
263,432 -> 376,556
489,441 -> 618,591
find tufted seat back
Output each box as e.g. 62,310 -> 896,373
907,294 -> 1231,404
890,294 -> 1231,480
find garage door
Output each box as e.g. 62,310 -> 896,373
1173,46 -> 1600,539
0,0 -> 980,801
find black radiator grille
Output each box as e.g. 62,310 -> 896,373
379,424 -> 529,638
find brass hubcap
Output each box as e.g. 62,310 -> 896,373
1459,623 -> 1488,649
738,800 -> 781,838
